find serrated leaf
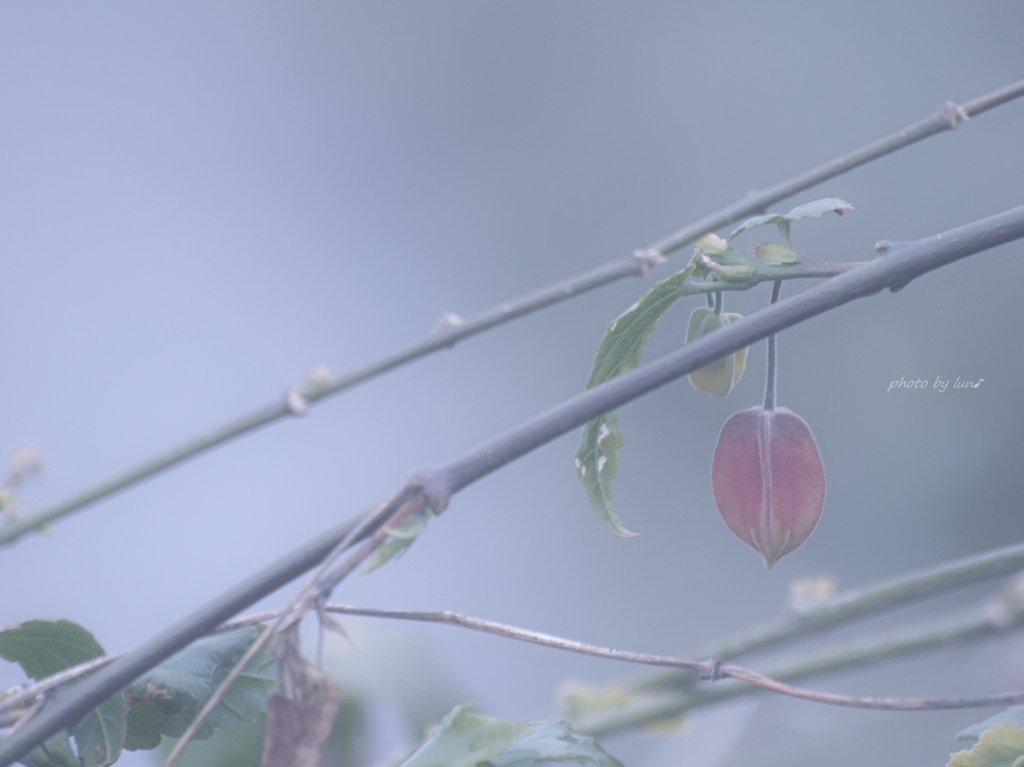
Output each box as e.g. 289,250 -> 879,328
575,266 -> 693,536
730,197 -> 853,239
398,702 -> 529,767
0,620 -> 105,680
574,413 -> 636,537
0,620 -> 126,766
751,241 -> 801,264
947,721 -> 1024,767
584,266 -> 692,389
729,212 -> 785,239
488,720 -> 624,767
123,627 -> 275,751
362,511 -> 430,574
960,708 -> 1024,742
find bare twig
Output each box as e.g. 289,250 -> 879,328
572,599 -> 1024,735
4,79 -> 1022,547
0,653 -> 125,722
317,603 -> 1024,713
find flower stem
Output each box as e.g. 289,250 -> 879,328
762,280 -> 783,410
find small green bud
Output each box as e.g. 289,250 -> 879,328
687,308 -> 747,397
695,233 -> 729,255
703,259 -> 756,281
752,241 -> 801,264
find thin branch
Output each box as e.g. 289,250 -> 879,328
2,207 -> 1023,767
4,79 -> 1022,546
317,602 -> 1024,714
0,654 -> 125,722
322,604 -> 701,672
625,542 -> 1024,695
573,598 -> 1023,735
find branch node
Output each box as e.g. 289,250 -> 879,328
285,388 -> 309,416
698,658 -> 725,682
632,249 -> 666,276
432,312 -> 464,333
940,101 -> 970,129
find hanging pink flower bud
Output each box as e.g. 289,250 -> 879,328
712,407 -> 826,568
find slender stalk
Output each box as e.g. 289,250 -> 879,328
574,601 -> 1022,736
762,280 -> 782,411
4,80 -> 1022,547
2,208 -> 1023,767
314,598 -> 1024,718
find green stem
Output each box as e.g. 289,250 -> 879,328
778,220 -> 793,248
762,280 -> 783,411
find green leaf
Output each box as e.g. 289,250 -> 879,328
960,708 -> 1024,742
784,197 -> 854,220
730,197 -> 853,239
398,704 -> 622,767
488,720 -> 624,767
574,265 -> 693,537
574,413 -> 635,537
72,695 -> 126,767
18,732 -> 78,767
0,620 -> 105,680
947,721 -> 1024,767
0,620 -> 126,766
398,702 -> 529,767
362,511 -> 430,574
123,627 -> 275,751
583,265 -> 692,389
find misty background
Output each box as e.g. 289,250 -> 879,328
1,3 -> 1022,765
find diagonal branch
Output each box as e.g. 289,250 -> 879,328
4,78 -> 1022,547
1,206 -> 1022,766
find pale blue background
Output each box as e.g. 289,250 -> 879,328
1,3 -> 1022,765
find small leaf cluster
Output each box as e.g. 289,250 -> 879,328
574,198 -> 850,537
0,620 -> 274,767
